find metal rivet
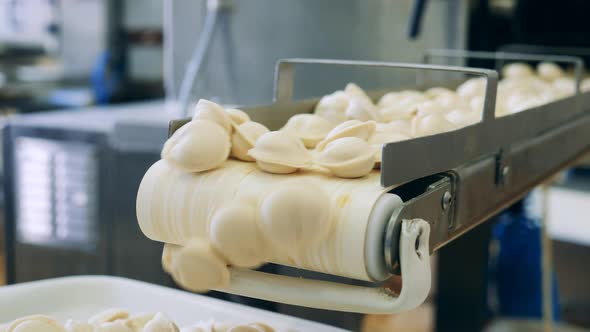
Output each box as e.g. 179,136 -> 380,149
441,191 -> 452,211
502,166 -> 510,178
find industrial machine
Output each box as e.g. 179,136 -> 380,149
164,53 -> 589,308
2,102 -> 173,284
4,1 -> 590,331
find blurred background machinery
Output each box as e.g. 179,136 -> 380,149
2,1 -> 590,331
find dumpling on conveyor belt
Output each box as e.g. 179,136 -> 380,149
163,240 -> 230,292
280,114 -> 334,148
248,131 -> 312,174
537,62 -> 564,81
193,99 -> 233,134
315,120 -> 376,151
231,122 -> 270,162
209,197 -> 271,268
258,181 -> 332,251
226,108 -> 251,125
161,120 -> 230,173
317,137 -> 376,178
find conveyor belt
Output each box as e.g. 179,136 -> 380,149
164,53 -> 590,313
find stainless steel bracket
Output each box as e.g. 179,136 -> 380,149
385,175 -> 454,274
273,58 -> 498,121
495,149 -> 511,188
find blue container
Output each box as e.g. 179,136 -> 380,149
490,199 -> 560,320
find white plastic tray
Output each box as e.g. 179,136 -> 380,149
0,276 -> 346,331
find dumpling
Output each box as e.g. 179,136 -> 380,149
161,120 -> 230,173
317,137 -> 376,178
281,114 -> 334,148
248,131 -> 312,174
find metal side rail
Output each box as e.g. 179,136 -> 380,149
385,102 -> 590,273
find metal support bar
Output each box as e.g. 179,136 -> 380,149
273,58 -> 498,123
436,219 -> 493,332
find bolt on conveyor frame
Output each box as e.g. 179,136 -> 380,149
167,51 -> 590,312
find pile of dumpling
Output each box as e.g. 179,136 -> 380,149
315,62 -> 589,136
164,98 -> 380,179
163,61 -> 587,181
492,62 -> 589,114
0,309 -> 278,332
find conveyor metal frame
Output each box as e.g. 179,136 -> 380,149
167,54 -> 590,312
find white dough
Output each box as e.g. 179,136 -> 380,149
88,309 -> 129,325
411,113 -> 457,137
192,99 -> 232,134
6,316 -> 65,332
167,239 -> 230,292
469,96 -> 484,113
281,114 -> 334,148
317,137 -> 376,178
344,83 -> 373,106
94,321 -> 132,332
456,77 -> 485,99
537,62 -> 564,81
387,120 -> 412,137
432,92 -> 468,111
314,107 -> 348,125
314,91 -> 350,125
161,120 -> 230,173
248,131 -> 312,174
373,121 -> 410,144
212,322 -> 234,332
209,200 -> 271,268
414,101 -> 444,117
345,98 -> 382,122
226,109 -> 250,125
314,91 -> 349,114
137,159 -> 391,281
424,87 -> 454,99
371,124 -> 411,144
231,122 -> 270,161
64,320 -> 92,332
162,243 -> 182,275
502,62 -> 534,79
245,323 -> 274,332
315,120 -> 376,151
552,77 -> 576,96
445,110 -> 481,128
143,313 -> 179,332
378,90 -> 425,108
379,103 -> 417,122
124,313 -> 156,332
226,325 -> 265,332
6,313 -> 276,332
259,182 -> 331,251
